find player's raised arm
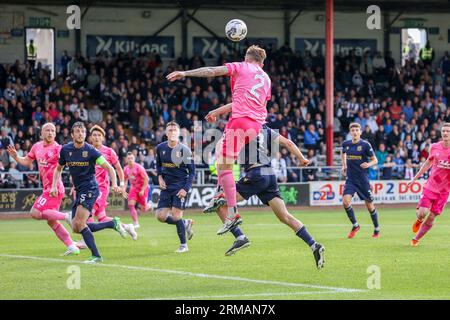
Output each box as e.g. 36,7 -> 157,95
276,135 -> 310,167
166,66 -> 229,82
7,145 -> 33,167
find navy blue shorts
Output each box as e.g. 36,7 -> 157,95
157,188 -> 188,210
71,187 -> 100,219
343,181 -> 374,202
236,167 -> 282,206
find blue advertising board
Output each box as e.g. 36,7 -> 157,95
295,38 -> 377,56
86,35 -> 174,58
193,37 -> 278,59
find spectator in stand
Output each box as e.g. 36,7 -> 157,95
271,152 -> 287,183
304,124 -> 320,150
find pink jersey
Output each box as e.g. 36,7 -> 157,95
124,163 -> 148,191
425,141 -> 450,194
27,141 -> 64,193
225,61 -> 271,125
95,145 -> 119,188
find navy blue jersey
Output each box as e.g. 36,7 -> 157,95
58,142 -> 103,192
342,139 -> 375,184
156,141 -> 195,191
238,124 -> 280,172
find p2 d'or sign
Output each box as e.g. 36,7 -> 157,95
295,38 -> 377,56
86,35 -> 174,58
309,180 -> 442,206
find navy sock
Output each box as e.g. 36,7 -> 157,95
230,227 -> 244,239
175,219 -> 187,245
296,226 -> 316,248
80,227 -> 100,257
87,220 -> 114,233
345,206 -> 358,226
165,216 -> 176,225
370,209 -> 380,229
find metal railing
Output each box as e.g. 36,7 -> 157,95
0,164 -> 421,189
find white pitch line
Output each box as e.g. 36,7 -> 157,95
145,291 -> 339,300
0,254 -> 364,293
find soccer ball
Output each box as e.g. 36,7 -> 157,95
225,19 -> 247,42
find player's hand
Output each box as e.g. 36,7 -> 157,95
177,189 -> 187,198
360,162 -> 370,169
112,185 -> 122,193
6,145 -> 17,158
166,71 -> 186,82
407,179 -> 416,187
341,167 -> 347,177
205,111 -> 218,123
299,158 -> 310,167
159,176 -> 167,190
50,187 -> 58,198
139,189 -> 145,197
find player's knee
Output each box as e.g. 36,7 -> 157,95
343,200 -> 351,208
72,221 -> 84,233
156,214 -> 166,223
30,211 -> 41,220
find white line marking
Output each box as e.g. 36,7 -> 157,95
145,291 -> 339,300
0,254 -> 364,293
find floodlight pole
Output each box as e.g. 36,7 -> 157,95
325,0 -> 334,167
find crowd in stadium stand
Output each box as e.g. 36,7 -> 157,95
0,43 -> 450,188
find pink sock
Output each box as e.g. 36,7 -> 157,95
41,209 -> 66,221
218,169 -> 237,208
97,211 -> 112,222
415,222 -> 433,241
48,221 -> 73,246
87,216 -> 94,223
129,205 -> 139,223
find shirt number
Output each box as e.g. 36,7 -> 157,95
250,74 -> 265,98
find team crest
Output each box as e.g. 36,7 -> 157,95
346,146 -> 349,150
176,151 -> 181,158
87,192 -> 92,198
82,151 -> 88,158
69,152 -> 72,156
357,146 -> 362,151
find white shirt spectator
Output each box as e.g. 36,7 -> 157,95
271,155 -> 287,183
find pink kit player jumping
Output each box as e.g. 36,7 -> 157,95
7,122 -> 79,256
409,123 -> 450,246
124,152 -> 152,228
167,45 -> 271,234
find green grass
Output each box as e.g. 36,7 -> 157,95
1,207 -> 450,300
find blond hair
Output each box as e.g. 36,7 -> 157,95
245,45 -> 266,64
90,124 -> 105,136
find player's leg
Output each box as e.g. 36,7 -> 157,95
217,118 -> 260,233
216,192 -> 250,256
45,219 -> 80,256
87,202 -> 127,238
127,198 -> 140,228
413,211 -> 437,245
268,197 -> 325,269
413,188 -> 435,234
365,200 -> 380,238
342,184 -> 360,238
71,204 -> 103,263
412,191 -> 447,246
171,207 -> 189,253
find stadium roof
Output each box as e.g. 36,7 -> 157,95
3,0 -> 450,12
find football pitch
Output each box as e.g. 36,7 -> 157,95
1,207 -> 450,300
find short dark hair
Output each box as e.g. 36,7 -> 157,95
349,122 -> 361,130
126,152 -> 134,156
442,123 -> 450,128
71,121 -> 86,133
166,121 -> 180,129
